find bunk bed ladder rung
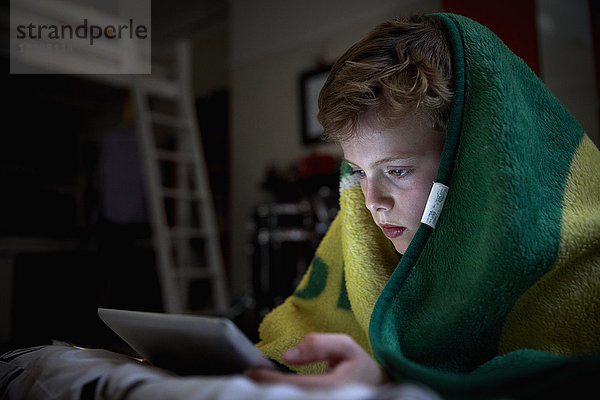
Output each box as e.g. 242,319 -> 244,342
132,40 -> 229,316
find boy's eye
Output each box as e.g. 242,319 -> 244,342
388,169 -> 409,177
351,169 -> 366,178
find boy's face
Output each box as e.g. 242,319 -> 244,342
341,114 -> 445,254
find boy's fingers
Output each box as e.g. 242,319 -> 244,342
283,333 -> 356,366
244,367 -> 282,382
245,333 -> 387,388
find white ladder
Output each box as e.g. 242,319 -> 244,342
132,40 -> 229,315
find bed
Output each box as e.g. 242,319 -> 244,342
0,342 -> 441,400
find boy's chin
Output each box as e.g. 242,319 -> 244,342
391,240 -> 409,255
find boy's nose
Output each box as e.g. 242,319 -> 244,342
364,181 -> 393,212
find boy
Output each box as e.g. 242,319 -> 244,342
248,14 -> 600,398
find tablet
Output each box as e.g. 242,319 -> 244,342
98,308 -> 274,375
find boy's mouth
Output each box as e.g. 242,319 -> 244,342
379,224 -> 406,239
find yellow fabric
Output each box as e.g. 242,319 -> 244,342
499,135 -> 600,355
256,182 -> 398,373
340,186 -> 399,337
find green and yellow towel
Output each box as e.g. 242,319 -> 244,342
257,13 -> 600,398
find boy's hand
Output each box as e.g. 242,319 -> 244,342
245,333 -> 389,388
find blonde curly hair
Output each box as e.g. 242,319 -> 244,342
318,15 -> 453,143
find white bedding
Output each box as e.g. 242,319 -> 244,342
0,343 -> 441,400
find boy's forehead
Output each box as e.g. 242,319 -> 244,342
340,128 -> 415,160
340,113 -> 446,163
348,112 -> 434,143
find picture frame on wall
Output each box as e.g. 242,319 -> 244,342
299,66 -> 331,144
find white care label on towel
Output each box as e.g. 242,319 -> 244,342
421,182 -> 449,228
